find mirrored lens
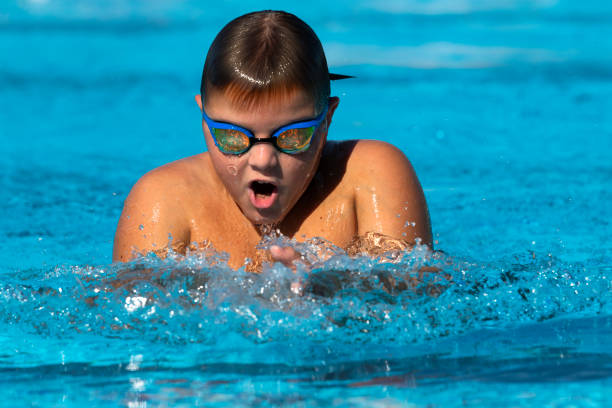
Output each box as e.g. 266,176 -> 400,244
212,128 -> 250,154
276,127 -> 315,153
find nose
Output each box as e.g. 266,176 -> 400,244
247,141 -> 279,172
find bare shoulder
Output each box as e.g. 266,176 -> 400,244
112,154 -> 212,262
351,138 -> 406,157
122,153 -> 219,225
135,154 -> 209,191
318,140 -> 418,190
346,139 -> 419,184
330,139 -> 432,246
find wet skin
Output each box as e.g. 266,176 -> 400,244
113,89 -> 432,269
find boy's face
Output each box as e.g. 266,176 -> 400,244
198,89 -> 335,225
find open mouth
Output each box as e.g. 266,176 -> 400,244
248,180 -> 279,209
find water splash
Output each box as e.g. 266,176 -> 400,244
1,240 -> 609,362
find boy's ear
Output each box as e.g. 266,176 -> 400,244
195,94 -> 203,111
326,96 -> 340,124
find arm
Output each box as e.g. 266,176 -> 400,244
112,170 -> 191,262
272,141 -> 433,292
352,140 -> 432,247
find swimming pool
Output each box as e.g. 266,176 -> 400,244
1,0 -> 611,406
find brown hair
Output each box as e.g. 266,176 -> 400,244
200,10 -> 330,113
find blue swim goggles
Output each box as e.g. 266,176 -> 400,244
202,104 -> 328,155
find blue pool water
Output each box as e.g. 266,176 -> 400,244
1,0 -> 611,406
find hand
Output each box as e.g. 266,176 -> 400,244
269,245 -> 304,295
269,245 -> 301,269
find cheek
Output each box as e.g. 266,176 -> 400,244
206,131 -> 243,178
281,155 -> 316,187
209,151 -> 244,188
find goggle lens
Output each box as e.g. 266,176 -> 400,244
276,126 -> 315,153
212,128 -> 250,154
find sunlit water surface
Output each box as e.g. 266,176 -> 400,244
1,0 -> 611,406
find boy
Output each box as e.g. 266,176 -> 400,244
113,10 -> 432,270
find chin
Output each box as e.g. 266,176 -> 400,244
253,214 -> 283,226
246,208 -> 284,226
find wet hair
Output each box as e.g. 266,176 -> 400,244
200,10 -> 330,113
